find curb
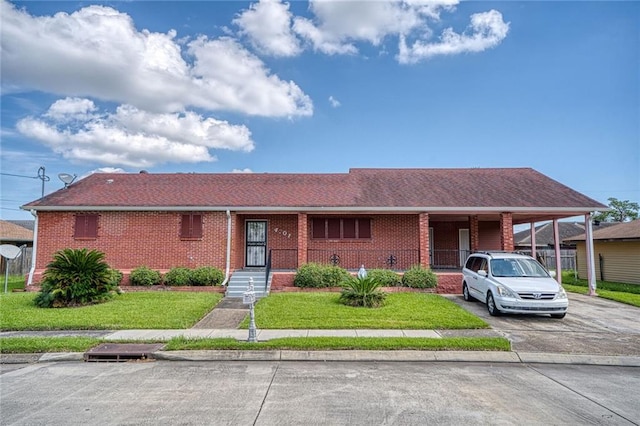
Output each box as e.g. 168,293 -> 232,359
3,351 -> 640,367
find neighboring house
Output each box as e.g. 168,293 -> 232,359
514,221 -> 616,250
513,221 -> 617,270
0,219 -> 34,276
0,220 -> 34,246
21,168 -> 605,292
565,219 -> 640,285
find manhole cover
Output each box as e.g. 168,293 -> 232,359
84,343 -> 165,362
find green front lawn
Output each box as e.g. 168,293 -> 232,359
562,271 -> 640,308
0,292 -> 222,330
240,292 -> 489,329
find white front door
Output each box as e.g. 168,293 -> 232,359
459,229 -> 470,267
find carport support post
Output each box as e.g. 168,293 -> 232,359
553,219 -> 562,285
585,213 -> 597,296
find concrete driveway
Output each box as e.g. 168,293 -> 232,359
445,293 -> 640,356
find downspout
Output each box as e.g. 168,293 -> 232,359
221,210 -> 232,287
27,210 -> 38,286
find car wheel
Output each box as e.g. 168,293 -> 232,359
487,292 -> 501,316
462,283 -> 474,302
550,313 -> 566,319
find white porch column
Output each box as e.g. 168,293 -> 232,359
585,213 -> 597,296
553,219 -> 562,284
530,222 -> 537,259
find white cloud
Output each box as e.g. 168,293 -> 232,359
45,97 -> 97,123
234,0 -> 301,57
292,0 -> 458,56
328,96 -> 341,108
16,98 -> 255,168
79,167 -> 127,181
187,37 -> 312,117
397,10 -> 509,64
0,1 -> 312,117
231,168 -> 254,173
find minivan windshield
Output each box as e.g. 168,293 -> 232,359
490,258 -> 550,278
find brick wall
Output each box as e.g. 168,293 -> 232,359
307,214 -> 420,269
34,211 -> 230,282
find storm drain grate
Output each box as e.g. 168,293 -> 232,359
84,343 -> 165,362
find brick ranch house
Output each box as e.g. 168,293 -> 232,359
22,168 -> 605,293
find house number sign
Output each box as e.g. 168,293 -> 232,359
273,227 -> 292,238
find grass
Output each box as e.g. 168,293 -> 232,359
165,336 -> 510,351
0,335 -> 511,353
240,292 -> 489,329
1,275 -> 27,292
0,292 -> 222,330
0,337 -> 102,353
562,271 -> 640,308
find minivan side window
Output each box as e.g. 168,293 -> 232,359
477,258 -> 488,273
465,257 -> 478,271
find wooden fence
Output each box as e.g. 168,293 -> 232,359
0,247 -> 33,276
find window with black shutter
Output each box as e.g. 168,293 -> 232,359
181,213 -> 203,239
74,214 -> 98,239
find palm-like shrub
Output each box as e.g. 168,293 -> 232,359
130,266 -> 162,286
34,248 -> 116,308
191,267 -> 224,286
339,276 -> 387,308
401,265 -> 437,288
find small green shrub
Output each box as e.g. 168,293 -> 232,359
191,267 -> 224,286
340,276 -> 387,308
164,267 -> 193,286
107,269 -> 124,287
367,269 -> 402,287
34,248 -> 117,308
294,263 -> 350,288
130,266 -> 162,286
402,265 -> 438,289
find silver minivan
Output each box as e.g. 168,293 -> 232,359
461,252 -> 568,318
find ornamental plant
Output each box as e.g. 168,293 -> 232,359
339,276 -> 387,308
190,267 -> 224,286
130,266 -> 162,286
164,267 -> 193,286
401,265 -> 438,289
367,269 -> 402,287
294,263 -> 350,288
34,248 -> 117,308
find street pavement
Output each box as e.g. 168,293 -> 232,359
1,360 -> 639,425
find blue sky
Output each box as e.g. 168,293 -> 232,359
1,0 -> 638,221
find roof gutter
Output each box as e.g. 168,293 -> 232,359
20,205 -> 605,214
27,210 -> 38,286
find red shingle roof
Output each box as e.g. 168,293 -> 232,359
22,168 -> 605,211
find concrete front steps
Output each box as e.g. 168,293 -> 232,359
225,269 -> 272,299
